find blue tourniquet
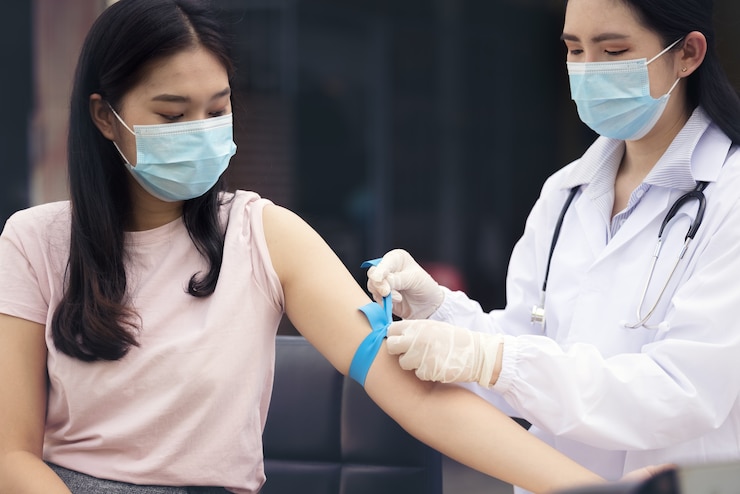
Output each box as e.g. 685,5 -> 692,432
349,258 -> 393,387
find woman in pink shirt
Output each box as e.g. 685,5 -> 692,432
0,0 -> 614,492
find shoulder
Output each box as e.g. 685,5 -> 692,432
221,189 -> 317,279
2,201 -> 71,243
533,162 -> 585,214
219,190 -> 273,232
541,164 -> 579,194
0,202 -> 70,303
221,189 -> 272,214
222,189 -> 309,235
259,202 -> 332,287
4,201 -> 70,226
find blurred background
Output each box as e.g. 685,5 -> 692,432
2,1 -> 739,492
3,0 -> 739,313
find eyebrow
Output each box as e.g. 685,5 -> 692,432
151,87 -> 232,103
560,32 -> 631,43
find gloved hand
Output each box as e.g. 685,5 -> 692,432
386,319 -> 503,387
620,464 -> 674,484
366,249 -> 444,319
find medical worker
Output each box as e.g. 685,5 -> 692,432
367,0 -> 740,489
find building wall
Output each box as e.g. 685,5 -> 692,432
11,0 -> 740,310
30,0 -> 102,205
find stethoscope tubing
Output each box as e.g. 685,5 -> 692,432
534,181 -> 708,329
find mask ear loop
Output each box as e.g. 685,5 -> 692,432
105,102 -> 136,165
106,102 -> 135,134
646,37 -> 685,97
665,77 -> 682,96
646,37 -> 685,65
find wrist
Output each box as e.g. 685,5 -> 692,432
423,286 -> 447,320
476,333 -> 503,388
490,341 -> 504,386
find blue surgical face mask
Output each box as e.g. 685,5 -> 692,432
567,38 -> 683,141
109,105 -> 237,202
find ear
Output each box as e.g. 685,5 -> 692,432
89,93 -> 116,140
677,31 -> 707,78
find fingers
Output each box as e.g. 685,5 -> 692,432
386,320 -> 411,337
367,250 -> 412,285
377,249 -> 412,273
393,268 -> 430,292
388,321 -> 424,372
621,464 -> 676,483
366,266 -> 391,299
385,320 -> 414,355
367,250 -> 418,309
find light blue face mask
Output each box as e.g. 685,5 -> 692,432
109,106 -> 237,202
567,38 -> 683,141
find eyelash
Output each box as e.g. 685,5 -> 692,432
159,110 -> 227,122
568,49 -> 628,56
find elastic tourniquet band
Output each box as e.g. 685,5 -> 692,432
349,258 -> 393,387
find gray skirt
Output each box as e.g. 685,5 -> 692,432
47,463 -> 231,494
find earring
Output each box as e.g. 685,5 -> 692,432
681,67 -> 688,72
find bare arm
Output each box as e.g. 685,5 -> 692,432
263,205 -> 603,494
0,314 -> 71,493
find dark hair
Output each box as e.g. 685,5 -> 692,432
618,0 -> 740,143
53,0 -> 234,361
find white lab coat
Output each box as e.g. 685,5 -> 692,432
432,108 -> 740,485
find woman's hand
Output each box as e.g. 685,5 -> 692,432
620,464 -> 675,483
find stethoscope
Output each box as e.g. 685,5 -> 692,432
531,181 -> 708,329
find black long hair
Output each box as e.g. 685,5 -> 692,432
620,0 -> 740,143
52,0 -> 235,361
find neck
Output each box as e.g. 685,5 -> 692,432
612,102 -> 691,217
125,174 -> 184,231
621,102 -> 691,179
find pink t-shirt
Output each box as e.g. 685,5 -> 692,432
0,191 -> 284,493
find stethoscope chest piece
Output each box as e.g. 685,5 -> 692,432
531,304 -> 546,325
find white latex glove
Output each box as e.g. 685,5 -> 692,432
386,319 -> 503,387
366,249 -> 444,319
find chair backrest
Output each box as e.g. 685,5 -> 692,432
261,335 -> 443,494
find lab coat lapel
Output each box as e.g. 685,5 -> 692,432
569,185 -> 672,266
599,190 -> 671,259
596,123 -> 731,260
560,110 -> 728,274
571,190 -> 610,260
559,136 -> 623,260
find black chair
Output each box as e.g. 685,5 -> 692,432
260,335 -> 443,494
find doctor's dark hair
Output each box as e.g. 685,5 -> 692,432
53,0 -> 234,361
618,0 -> 740,143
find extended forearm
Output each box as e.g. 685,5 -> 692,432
365,349 -> 603,494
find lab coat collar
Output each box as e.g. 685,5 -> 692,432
561,107 -> 732,263
560,106 -> 725,194
559,137 -> 622,194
